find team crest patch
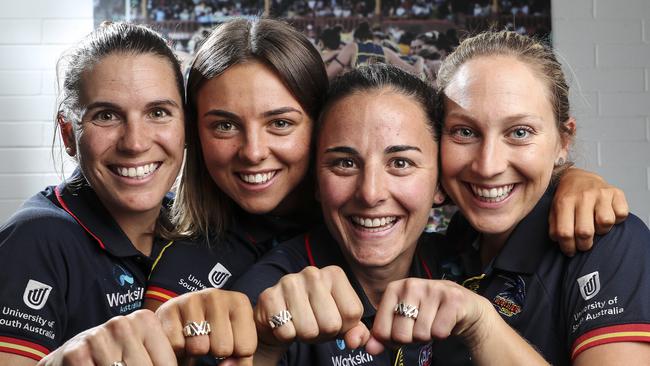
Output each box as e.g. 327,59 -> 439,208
208,262 -> 232,288
418,343 -> 433,366
577,271 -> 600,301
23,279 -> 52,310
461,274 -> 485,293
492,275 -> 526,317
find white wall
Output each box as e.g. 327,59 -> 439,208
553,0 -> 650,225
0,0 -> 93,220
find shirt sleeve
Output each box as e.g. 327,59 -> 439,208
0,213 -> 74,360
563,214 -> 650,360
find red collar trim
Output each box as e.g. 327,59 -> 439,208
54,185 -> 107,250
304,233 -> 316,267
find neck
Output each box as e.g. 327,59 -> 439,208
270,178 -> 315,217
347,244 -> 417,308
479,229 -> 512,267
113,210 -> 159,256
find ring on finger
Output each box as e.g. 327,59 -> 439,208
394,302 -> 419,319
183,320 -> 212,337
268,309 -> 292,329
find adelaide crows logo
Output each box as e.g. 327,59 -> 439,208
492,274 -> 526,317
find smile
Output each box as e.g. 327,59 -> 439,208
238,171 -> 277,185
469,184 -> 515,203
112,163 -> 160,179
350,216 -> 398,232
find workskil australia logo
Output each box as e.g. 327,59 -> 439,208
208,262 -> 232,288
23,279 -> 52,310
331,348 -> 374,366
107,265 -> 143,313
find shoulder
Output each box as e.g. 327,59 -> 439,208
0,188 -> 85,251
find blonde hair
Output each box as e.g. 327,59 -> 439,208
436,31 -> 574,175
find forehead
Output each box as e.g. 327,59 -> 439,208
319,89 -> 435,149
443,55 -> 553,118
80,53 -> 181,105
197,61 -> 304,114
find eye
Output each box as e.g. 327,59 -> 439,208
456,127 -> 475,138
510,127 -> 531,139
390,158 -> 412,169
91,110 -> 120,125
149,108 -> 169,119
272,119 -> 291,129
335,158 -> 356,169
215,121 -> 235,131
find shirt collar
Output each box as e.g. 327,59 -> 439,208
446,188 -> 556,275
53,170 -> 154,258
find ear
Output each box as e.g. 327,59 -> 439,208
433,184 -> 446,205
557,116 -> 576,160
57,113 -> 76,156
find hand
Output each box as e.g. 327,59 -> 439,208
366,278 -> 494,355
551,168 -> 629,256
38,309 -> 177,366
155,288 -> 256,363
254,266 -> 370,351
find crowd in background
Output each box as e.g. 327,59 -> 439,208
94,0 -> 550,23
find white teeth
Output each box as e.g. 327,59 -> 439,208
470,184 -> 514,202
114,163 -> 159,179
351,216 -> 397,230
240,171 -> 276,184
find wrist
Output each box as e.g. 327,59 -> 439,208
455,296 -> 497,352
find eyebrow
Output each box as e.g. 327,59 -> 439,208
446,111 -> 544,124
385,145 -> 421,154
324,145 -> 421,155
203,106 -> 302,119
85,99 -> 180,111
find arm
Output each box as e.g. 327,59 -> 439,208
0,354 -> 36,366
326,43 -> 354,79
384,48 -> 424,76
550,167 -> 628,256
366,278 -> 549,366
574,343 -> 650,366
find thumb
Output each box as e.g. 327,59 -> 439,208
364,335 -> 385,355
342,322 -> 371,349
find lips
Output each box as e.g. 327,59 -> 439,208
111,163 -> 160,179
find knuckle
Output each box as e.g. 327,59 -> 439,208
575,227 -> 594,239
412,327 -> 430,342
212,339 -> 234,357
391,327 -> 412,344
296,324 -> 320,340
106,315 -> 132,338
233,338 -> 257,357
319,317 -> 342,337
185,339 -> 210,356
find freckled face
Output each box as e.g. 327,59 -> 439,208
197,62 -> 312,215
441,55 -> 568,243
316,89 -> 442,269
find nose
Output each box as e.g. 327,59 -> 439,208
471,137 -> 507,178
239,128 -> 269,164
355,162 -> 389,207
117,118 -> 152,155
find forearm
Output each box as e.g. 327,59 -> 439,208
464,305 -> 549,366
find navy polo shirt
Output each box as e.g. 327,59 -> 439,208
440,189 -> 650,365
0,175 -> 168,361
232,225 -> 455,366
145,207 -> 319,303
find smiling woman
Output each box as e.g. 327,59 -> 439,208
0,22 -> 186,365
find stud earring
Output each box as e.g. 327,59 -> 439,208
65,146 -> 75,156
554,157 -> 565,167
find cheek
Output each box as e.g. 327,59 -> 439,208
393,174 -> 437,216
200,136 -> 239,169
318,173 -> 353,212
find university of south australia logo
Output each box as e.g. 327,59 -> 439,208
577,271 -> 600,301
208,263 -> 232,289
23,279 -> 53,310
